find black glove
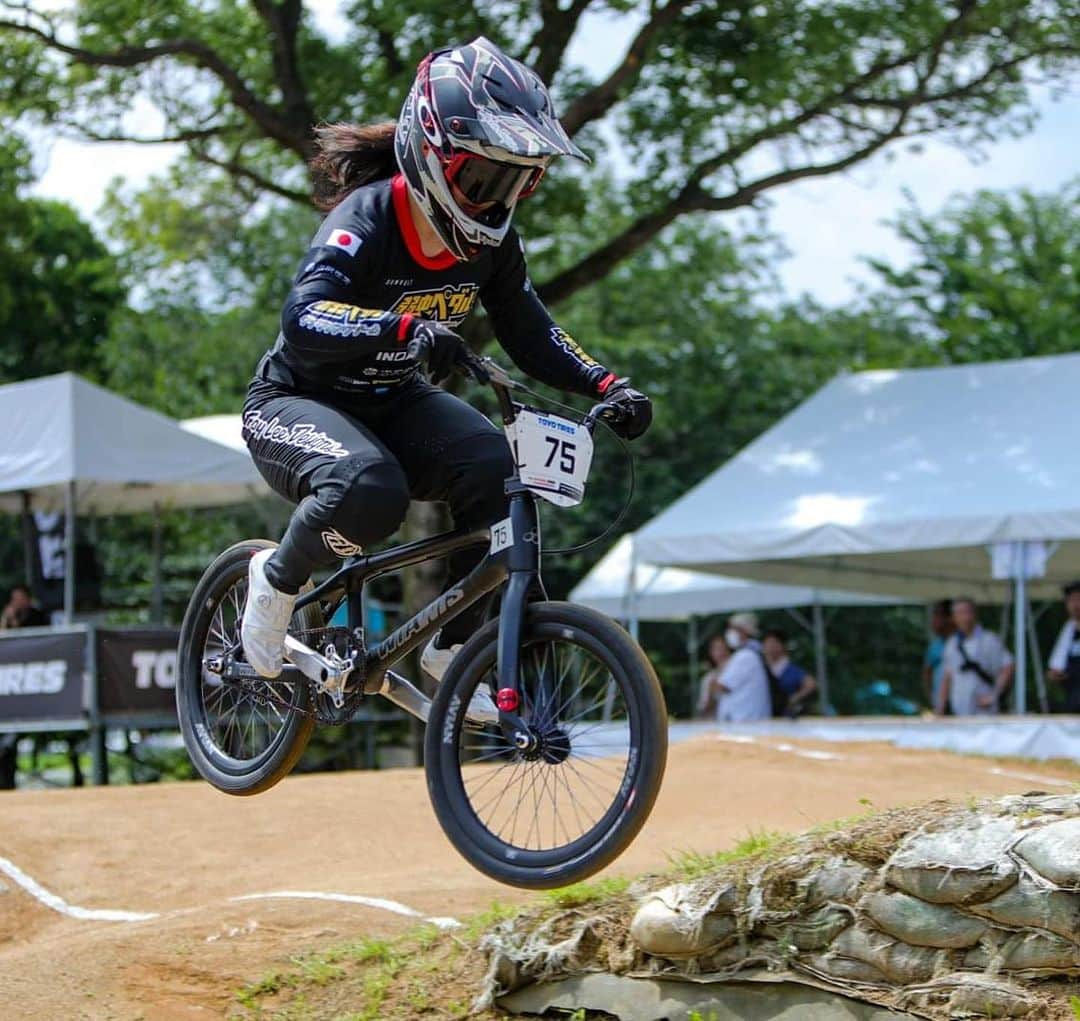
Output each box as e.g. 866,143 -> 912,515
603,378 -> 652,440
406,320 -> 467,383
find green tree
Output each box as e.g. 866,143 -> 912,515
862,178 -> 1080,363
0,139 -> 123,383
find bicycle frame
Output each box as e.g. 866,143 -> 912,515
284,362 -> 546,737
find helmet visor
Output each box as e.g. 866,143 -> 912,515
446,154 -> 547,214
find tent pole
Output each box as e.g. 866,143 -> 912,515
151,503 -> 163,625
63,481 -> 76,624
1025,596 -> 1049,714
812,600 -> 828,713
20,491 -> 34,590
687,615 -> 699,718
1013,547 -> 1027,715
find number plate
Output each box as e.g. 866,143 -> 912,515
506,409 -> 594,507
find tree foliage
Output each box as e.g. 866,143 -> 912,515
862,178 -> 1080,363
1,0 -> 1076,309
0,138 -> 123,382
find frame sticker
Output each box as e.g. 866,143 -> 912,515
490,516 -> 514,554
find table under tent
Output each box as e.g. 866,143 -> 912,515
569,534 -> 905,713
635,352 -> 1080,718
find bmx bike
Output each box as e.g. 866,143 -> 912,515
176,355 -> 667,889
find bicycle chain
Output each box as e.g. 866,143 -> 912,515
227,626 -> 369,726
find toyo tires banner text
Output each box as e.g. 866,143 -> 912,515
0,628 -> 87,724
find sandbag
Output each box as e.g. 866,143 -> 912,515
885,817 -> 1020,905
862,890 -> 987,949
1012,818 -> 1080,890
966,873 -> 1080,941
799,859 -> 874,907
630,884 -> 738,958
964,931 -> 1080,973
764,904 -> 853,951
831,925 -> 941,984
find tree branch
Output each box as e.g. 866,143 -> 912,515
0,11 -> 307,155
60,123 -> 229,145
190,148 -> 311,204
525,0 -> 594,83
250,0 -> 315,149
561,0 -> 691,136
377,27 -> 404,76
539,113 -> 915,306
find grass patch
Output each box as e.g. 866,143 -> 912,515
666,827 -> 793,881
1071,994 -> 1080,1019
542,875 -> 632,908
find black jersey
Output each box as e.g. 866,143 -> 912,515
258,174 -> 614,398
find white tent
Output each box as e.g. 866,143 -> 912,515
570,535 -> 900,622
181,414 -> 247,453
570,535 -> 906,710
635,353 -> 1080,711
0,373 -> 269,619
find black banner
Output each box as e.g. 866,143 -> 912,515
0,630 -> 86,723
96,628 -> 179,717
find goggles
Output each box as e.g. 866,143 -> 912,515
443,153 -> 547,216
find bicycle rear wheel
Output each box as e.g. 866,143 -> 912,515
424,601 -> 667,889
176,540 -> 321,796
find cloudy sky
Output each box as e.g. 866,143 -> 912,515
27,2 -> 1080,306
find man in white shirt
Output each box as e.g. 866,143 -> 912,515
937,597 -> 1014,716
715,612 -> 772,722
1047,580 -> 1080,713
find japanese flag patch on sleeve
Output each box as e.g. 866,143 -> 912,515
326,229 -> 362,256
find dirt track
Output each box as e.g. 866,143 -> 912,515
1,734 -> 1077,1021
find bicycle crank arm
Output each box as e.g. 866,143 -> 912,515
283,634 -> 348,687
375,670 -> 432,723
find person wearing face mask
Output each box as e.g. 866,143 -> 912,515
712,612 -> 772,722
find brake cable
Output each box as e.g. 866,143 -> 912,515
512,381 -> 636,557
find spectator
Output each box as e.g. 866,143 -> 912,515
922,599 -> 954,711
0,584 -> 48,630
937,597 -> 1014,716
762,628 -> 818,716
1046,580 -> 1080,713
714,612 -> 771,722
695,633 -> 731,718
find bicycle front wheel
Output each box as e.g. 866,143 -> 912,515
424,601 -> 667,889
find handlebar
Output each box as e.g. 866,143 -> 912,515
457,351 -> 626,434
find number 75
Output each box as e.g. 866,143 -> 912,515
544,436 -> 577,473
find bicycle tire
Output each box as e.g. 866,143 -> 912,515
176,539 -> 321,796
424,601 -> 667,889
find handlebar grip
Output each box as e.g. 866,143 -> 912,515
584,400 -> 625,432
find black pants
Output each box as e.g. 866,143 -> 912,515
243,377 -> 514,644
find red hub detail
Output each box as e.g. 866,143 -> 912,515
496,688 -> 519,712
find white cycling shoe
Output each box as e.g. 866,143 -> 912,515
241,549 -> 297,679
421,633 -> 499,725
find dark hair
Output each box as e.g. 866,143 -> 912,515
762,628 -> 788,645
310,121 -> 398,212
704,632 -> 730,667
932,598 -> 953,616
1064,580 -> 1080,597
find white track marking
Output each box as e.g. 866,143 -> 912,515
0,856 -> 159,922
772,742 -> 846,761
987,767 -> 1075,788
0,856 -> 461,928
230,891 -> 461,929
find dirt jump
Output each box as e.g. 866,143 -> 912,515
1,733 -> 1077,1021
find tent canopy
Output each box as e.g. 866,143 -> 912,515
569,536 -> 903,621
636,353 -> 1080,601
181,414 -> 246,453
0,373 -> 268,513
